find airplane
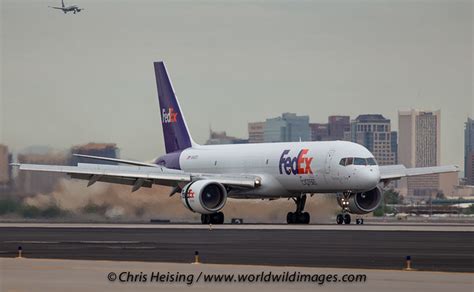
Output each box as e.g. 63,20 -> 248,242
49,0 -> 83,14
12,61 -> 459,225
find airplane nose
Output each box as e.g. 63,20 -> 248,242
367,166 -> 381,186
357,167 -> 380,190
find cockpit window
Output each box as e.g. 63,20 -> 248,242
354,158 -> 367,165
346,157 -> 353,165
367,158 -> 377,165
340,157 -> 377,166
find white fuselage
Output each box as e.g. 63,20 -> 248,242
178,140 -> 380,198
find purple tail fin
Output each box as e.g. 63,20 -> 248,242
154,61 -> 194,153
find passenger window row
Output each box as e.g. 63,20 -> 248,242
339,157 -> 377,166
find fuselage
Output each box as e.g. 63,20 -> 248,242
157,140 -> 380,198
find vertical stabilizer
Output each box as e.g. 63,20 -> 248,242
154,61 -> 196,153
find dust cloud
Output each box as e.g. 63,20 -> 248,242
23,179 -> 339,223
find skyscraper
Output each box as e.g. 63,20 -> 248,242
328,115 -> 350,140
398,109 -> 441,197
248,122 -> 265,143
348,114 -> 397,166
0,145 -> 12,186
309,123 -> 329,141
465,118 -> 474,185
264,113 -> 311,143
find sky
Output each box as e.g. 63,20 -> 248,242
1,0 -> 473,167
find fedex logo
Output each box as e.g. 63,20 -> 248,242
162,107 -> 178,123
187,189 -> 195,199
279,149 -> 313,175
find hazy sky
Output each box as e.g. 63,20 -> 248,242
1,0 -> 472,167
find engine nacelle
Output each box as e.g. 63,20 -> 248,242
337,187 -> 383,214
181,180 -> 227,214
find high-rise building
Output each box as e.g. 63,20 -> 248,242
69,143 -> 119,166
0,145 -> 12,186
398,109 -> 441,197
248,122 -> 265,143
309,116 -> 350,141
465,118 -> 474,185
328,116 -> 350,140
206,130 -> 248,145
264,113 -> 310,143
348,114 -> 397,166
309,123 -> 329,141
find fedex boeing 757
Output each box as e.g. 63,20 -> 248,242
13,62 -> 459,224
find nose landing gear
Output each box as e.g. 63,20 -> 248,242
336,213 -> 351,224
287,194 -> 310,224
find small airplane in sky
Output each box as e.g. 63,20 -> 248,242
49,0 -> 83,14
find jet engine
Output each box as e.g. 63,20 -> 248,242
337,187 -> 383,214
180,180 -> 227,214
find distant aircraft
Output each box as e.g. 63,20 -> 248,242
49,0 -> 83,14
13,61 -> 459,225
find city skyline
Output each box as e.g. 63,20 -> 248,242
1,1 -> 472,168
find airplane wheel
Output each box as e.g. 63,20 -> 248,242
217,212 -> 224,224
302,212 -> 310,224
201,214 -> 210,224
360,218 -> 364,225
343,214 -> 351,224
208,212 -> 224,224
287,212 -> 296,224
336,214 -> 344,224
286,212 -> 292,224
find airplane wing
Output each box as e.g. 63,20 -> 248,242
72,154 -> 159,167
12,163 -> 260,193
49,6 -> 64,10
379,164 -> 459,181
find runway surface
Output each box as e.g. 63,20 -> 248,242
3,258 -> 473,292
0,223 -> 473,272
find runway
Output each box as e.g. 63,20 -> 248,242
0,223 -> 473,272
3,258 -> 473,292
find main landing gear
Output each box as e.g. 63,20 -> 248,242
287,195 -> 310,224
336,213 -> 365,225
201,212 -> 224,224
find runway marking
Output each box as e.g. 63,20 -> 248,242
75,241 -> 142,244
4,241 -> 61,244
106,246 -> 157,250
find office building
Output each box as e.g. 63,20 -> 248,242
206,130 -> 248,145
0,145 -> 12,186
348,114 -> 397,166
264,113 -> 310,143
398,109 -> 441,197
309,123 -> 329,141
69,143 -> 119,166
465,118 -> 474,185
248,122 -> 265,143
328,116 -> 350,140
